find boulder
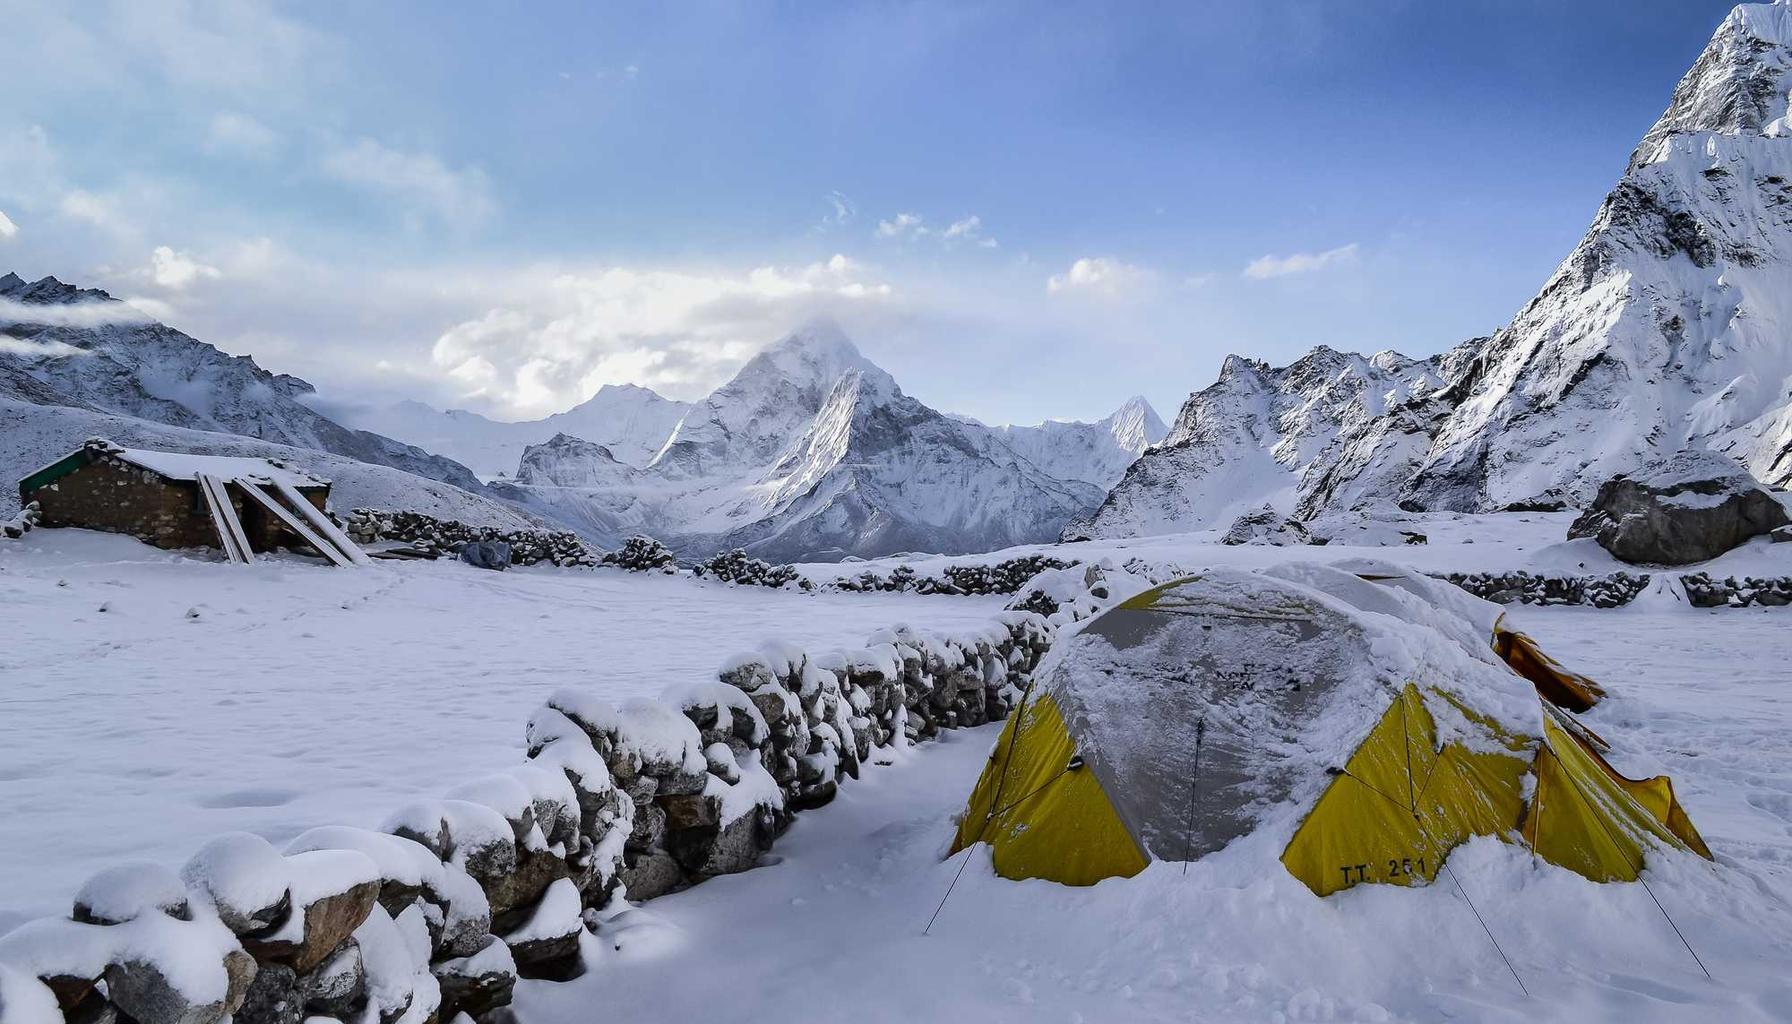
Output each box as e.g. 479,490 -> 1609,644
458,541 -> 511,571
1220,505 -> 1316,546
432,939 -> 516,1021
105,948 -> 256,1024
1568,450 -> 1790,565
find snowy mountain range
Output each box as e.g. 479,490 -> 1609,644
324,384 -> 691,480
502,322 -> 1119,560
1085,2 -> 1792,539
0,273 -> 486,494
1072,347 -> 1452,538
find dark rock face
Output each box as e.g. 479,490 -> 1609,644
1568,451 -> 1790,565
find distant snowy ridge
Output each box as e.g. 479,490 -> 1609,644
1074,346 -> 1449,538
990,395 -> 1167,489
0,273 -> 487,493
0,273 -> 534,527
327,383 -> 691,480
1084,3 -> 1792,539
505,321 -> 1105,560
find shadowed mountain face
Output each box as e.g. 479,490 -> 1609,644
506,321 -> 1107,561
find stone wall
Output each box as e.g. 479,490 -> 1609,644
1680,572 -> 1792,607
1431,571 -> 1652,607
0,611 -> 1055,1024
343,509 -> 598,568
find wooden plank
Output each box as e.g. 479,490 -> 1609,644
196,473 -> 252,564
236,479 -> 352,567
270,478 -> 372,565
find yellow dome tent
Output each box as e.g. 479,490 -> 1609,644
951,565 -> 1708,894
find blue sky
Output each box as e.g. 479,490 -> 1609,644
0,1 -> 1743,423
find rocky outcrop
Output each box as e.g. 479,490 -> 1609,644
1221,505 -> 1318,546
1567,450 -> 1790,565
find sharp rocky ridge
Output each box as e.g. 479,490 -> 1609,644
1083,2 -> 1792,540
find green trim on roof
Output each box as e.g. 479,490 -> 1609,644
18,450 -> 93,502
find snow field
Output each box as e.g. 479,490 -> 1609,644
0,530 -> 1005,931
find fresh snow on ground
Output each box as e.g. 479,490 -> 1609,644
796,510 -> 1792,582
0,529 -> 1003,931
6,518 -> 1792,1022
517,602 -> 1792,1024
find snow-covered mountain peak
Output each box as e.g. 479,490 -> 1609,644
1100,396 -> 1169,454
1629,3 -> 1792,171
0,273 -> 115,308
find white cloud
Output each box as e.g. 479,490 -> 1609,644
942,215 -> 997,248
0,210 -> 16,239
428,255 -> 894,417
875,212 -> 926,240
0,336 -> 90,358
148,246 -> 221,289
875,211 -> 996,248
59,189 -> 118,228
1046,256 -> 1153,298
1242,243 -> 1359,280
0,297 -> 151,328
205,112 -> 280,158
319,138 -> 497,229
821,190 -> 855,228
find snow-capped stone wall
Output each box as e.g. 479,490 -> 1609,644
1436,571 -> 1652,608
0,608 -> 1057,1024
343,508 -> 599,567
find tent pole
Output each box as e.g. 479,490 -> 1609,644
1181,717 -> 1205,875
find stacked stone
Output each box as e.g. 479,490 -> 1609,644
599,536 -> 678,573
593,612 -> 1053,900
830,555 -> 1075,596
1680,572 -> 1792,607
691,549 -> 807,589
1,500 -> 40,539
342,509 -> 598,567
1438,570 -> 1650,607
0,612 -> 1057,1024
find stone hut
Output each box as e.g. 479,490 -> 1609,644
18,438 -> 356,563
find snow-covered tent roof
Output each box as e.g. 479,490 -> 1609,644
953,564 -> 1710,893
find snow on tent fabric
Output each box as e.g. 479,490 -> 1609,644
951,566 -> 1709,894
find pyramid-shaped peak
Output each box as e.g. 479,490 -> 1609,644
1628,3 -> 1792,171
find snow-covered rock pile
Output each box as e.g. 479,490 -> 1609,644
829,554 -> 1076,596
1004,559 -> 1157,626
1437,570 -> 1652,608
691,549 -> 807,589
344,508 -> 598,567
1220,505 -> 1319,546
1567,451 -> 1790,566
0,609 -> 1057,1023
1679,572 -> 1792,607
600,535 -> 677,573
2,500 -> 39,539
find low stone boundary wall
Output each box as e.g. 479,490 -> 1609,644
343,509 -> 599,567
0,613 -> 1054,1024
1680,572 -> 1792,607
1434,570 -> 1651,607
